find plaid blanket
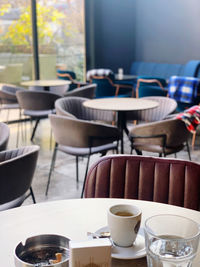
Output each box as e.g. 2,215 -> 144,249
86,69 -> 113,81
168,76 -> 200,104
176,105 -> 200,133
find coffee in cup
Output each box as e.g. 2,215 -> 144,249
107,204 -> 142,247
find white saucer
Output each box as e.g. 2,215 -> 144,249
95,226 -> 146,259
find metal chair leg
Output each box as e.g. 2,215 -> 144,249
76,156 -> 79,184
45,144 -> 58,195
136,149 -> 142,155
186,141 -> 191,161
81,154 -> 90,198
16,109 -> 21,148
31,119 -> 40,141
30,186 -> 36,203
6,109 -> 10,123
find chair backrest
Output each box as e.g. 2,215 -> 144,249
16,90 -> 61,111
64,83 -> 96,99
56,70 -> 77,91
136,76 -> 168,98
55,96 -> 114,123
86,69 -> 116,98
0,145 -> 39,205
0,122 -> 9,151
126,96 -> 177,122
84,155 -> 200,210
0,84 -> 24,104
29,85 -> 69,96
57,69 -> 76,80
49,114 -> 119,148
130,118 -> 190,148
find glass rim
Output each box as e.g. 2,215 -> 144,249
144,214 -> 200,241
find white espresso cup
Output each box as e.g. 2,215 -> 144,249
107,204 -> 142,247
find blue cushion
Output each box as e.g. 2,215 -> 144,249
183,60 -> 200,77
130,61 -> 200,80
138,86 -> 168,98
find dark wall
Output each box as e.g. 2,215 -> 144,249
85,0 -> 200,73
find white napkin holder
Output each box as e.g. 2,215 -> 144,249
69,238 -> 111,267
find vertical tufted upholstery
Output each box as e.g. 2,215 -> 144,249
84,155 -> 200,211
55,96 -> 114,123
126,96 -> 177,122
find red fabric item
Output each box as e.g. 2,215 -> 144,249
176,105 -> 200,133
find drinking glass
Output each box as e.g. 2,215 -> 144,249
144,214 -> 200,267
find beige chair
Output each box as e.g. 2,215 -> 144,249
46,111 -> 120,197
84,154 -> 200,211
129,118 -> 191,160
0,64 -> 23,85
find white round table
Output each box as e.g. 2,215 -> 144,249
21,79 -> 71,91
1,198 -> 200,267
83,98 -> 158,153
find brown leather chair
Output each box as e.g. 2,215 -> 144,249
46,114 -> 120,197
16,90 -> 61,141
84,154 -> 200,211
0,145 -> 39,211
129,118 -> 191,160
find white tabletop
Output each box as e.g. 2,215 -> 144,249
83,98 -> 158,112
21,79 -> 71,87
1,198 -> 200,267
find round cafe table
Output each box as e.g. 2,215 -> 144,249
83,98 -> 158,153
1,198 -> 200,267
21,79 -> 71,91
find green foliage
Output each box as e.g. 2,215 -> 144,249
0,4 -> 11,16
1,3 -> 72,46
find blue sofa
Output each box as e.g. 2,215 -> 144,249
130,60 -> 200,79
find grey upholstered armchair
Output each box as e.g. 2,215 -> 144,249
46,109 -> 120,197
129,118 -> 191,159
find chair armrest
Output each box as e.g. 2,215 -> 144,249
136,78 -> 167,98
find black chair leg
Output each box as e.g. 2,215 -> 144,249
31,119 -> 40,141
30,186 -> 36,203
81,155 -> 90,198
136,149 -> 142,155
46,144 -> 58,195
76,156 -> 79,186
186,141 -> 191,161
